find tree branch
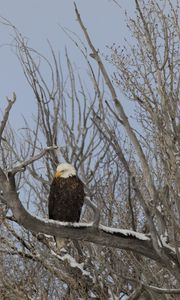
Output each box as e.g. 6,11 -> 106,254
74,3 -> 156,202
1,166 -> 176,265
0,93 -> 16,142
145,285 -> 180,295
8,146 -> 58,175
84,196 -> 100,227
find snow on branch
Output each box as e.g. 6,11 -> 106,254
0,172 -> 163,263
51,250 -> 92,278
99,224 -> 150,241
0,164 -> 177,266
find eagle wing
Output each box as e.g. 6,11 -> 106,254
48,176 -> 84,223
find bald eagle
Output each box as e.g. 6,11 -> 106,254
48,163 -> 84,248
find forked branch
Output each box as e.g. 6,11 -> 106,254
8,146 -> 58,175
0,93 -> 16,142
74,3 -> 155,201
1,176 -> 163,263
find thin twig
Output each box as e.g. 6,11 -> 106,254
0,93 -> 16,141
74,2 -> 156,202
84,196 -> 100,227
8,145 -> 58,175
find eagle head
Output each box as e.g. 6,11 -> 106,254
55,163 -> 76,178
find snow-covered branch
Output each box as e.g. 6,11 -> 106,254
1,165 -> 176,266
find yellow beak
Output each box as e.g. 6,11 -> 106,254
55,170 -> 63,178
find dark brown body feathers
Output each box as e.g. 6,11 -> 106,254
48,175 -> 84,222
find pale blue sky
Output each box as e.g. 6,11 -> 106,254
0,0 -> 135,125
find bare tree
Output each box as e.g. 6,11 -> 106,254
0,0 -> 180,299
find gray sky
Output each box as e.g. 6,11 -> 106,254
0,0 -> 134,125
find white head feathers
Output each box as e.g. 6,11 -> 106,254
55,163 -> 76,178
